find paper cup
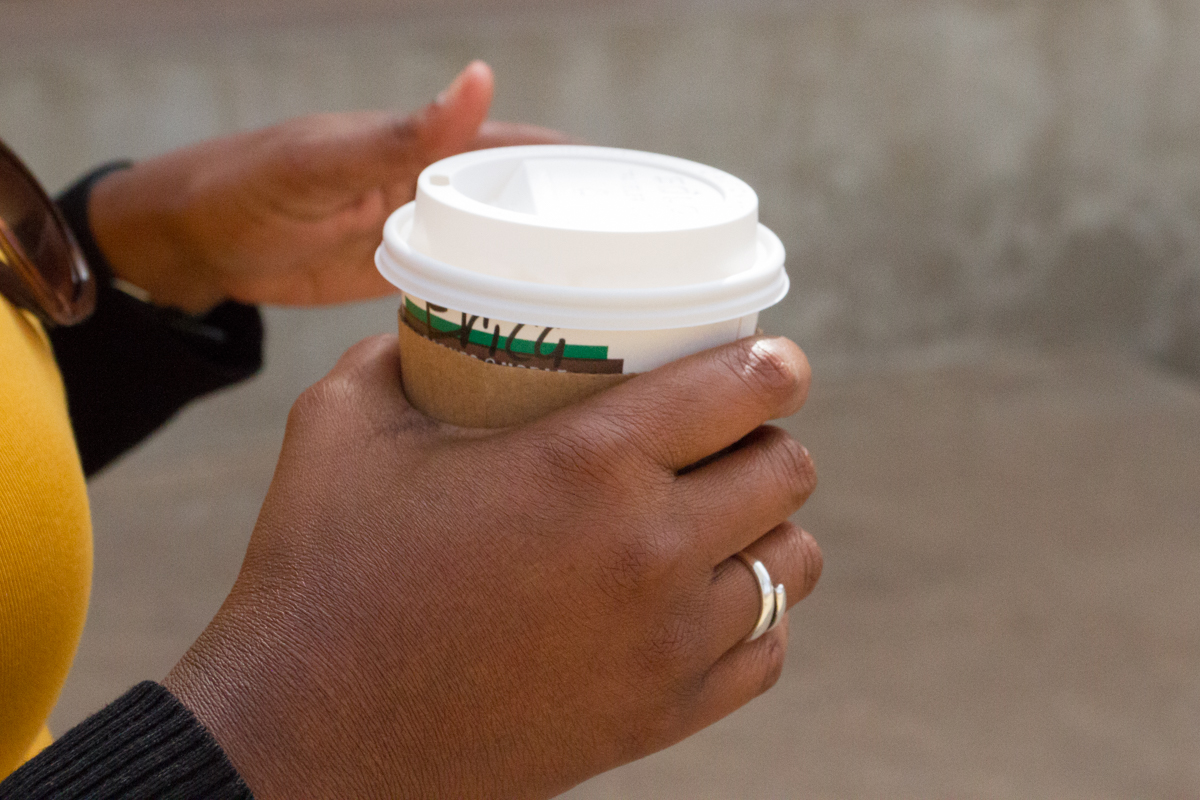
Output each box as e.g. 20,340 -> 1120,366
376,145 -> 789,427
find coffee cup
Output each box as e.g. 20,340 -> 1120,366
375,145 -> 789,427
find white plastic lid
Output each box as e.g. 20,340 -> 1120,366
376,145 -> 789,331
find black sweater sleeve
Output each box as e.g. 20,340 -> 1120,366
49,165 -> 265,477
0,682 -> 253,799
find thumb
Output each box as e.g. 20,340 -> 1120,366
360,60 -> 495,183
418,60 -> 496,159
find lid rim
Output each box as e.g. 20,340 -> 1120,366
376,203 -> 789,332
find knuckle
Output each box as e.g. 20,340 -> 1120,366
597,525 -> 682,601
385,116 -> 422,152
288,375 -> 361,434
534,413 -> 662,495
765,434 -> 818,510
536,423 -> 627,489
386,115 -> 418,140
601,399 -> 686,471
288,381 -> 339,426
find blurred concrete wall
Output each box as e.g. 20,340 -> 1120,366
2,0 -> 1200,384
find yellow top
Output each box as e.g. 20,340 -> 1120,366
0,296 -> 92,779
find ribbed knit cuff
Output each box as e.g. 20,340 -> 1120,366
0,682 -> 253,800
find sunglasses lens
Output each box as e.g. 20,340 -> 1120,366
0,143 -> 93,325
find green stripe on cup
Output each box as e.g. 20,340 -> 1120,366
405,298 -> 610,360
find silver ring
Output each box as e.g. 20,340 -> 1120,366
735,552 -> 777,642
768,582 -> 787,632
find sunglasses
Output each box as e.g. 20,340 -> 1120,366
0,139 -> 95,326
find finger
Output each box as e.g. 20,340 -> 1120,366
543,335 -> 811,473
684,621 -> 790,738
703,522 -> 821,663
679,426 -> 817,563
469,120 -> 576,150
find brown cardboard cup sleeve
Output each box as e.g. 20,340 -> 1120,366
397,312 -> 632,428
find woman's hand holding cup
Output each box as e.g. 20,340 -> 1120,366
163,332 -> 821,799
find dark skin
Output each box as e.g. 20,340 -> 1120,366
163,333 -> 820,799
89,61 -> 569,313
86,60 -> 823,797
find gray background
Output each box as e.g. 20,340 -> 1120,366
2,1 -> 1197,797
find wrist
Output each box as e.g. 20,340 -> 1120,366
164,588 -> 466,799
88,164 -> 227,314
163,604 -> 295,799
164,596 -> 396,800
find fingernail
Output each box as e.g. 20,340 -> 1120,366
748,337 -> 794,373
749,336 -> 787,356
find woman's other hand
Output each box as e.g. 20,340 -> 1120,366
87,61 -> 566,313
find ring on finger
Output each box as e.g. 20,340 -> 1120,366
768,582 -> 786,632
734,552 -> 784,642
